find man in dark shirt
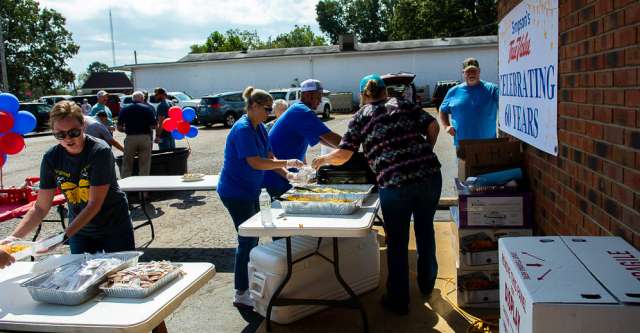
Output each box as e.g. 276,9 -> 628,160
153,87 -> 175,150
117,91 -> 157,178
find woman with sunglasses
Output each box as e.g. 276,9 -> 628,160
217,86 -> 304,309
1,101 -> 134,254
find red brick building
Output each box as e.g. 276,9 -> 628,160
497,0 -> 639,247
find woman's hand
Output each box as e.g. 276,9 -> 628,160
445,125 -> 456,137
311,156 -> 326,170
285,159 -> 305,169
0,249 -> 15,269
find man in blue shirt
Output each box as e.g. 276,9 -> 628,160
153,87 -> 175,150
117,91 -> 157,178
264,79 -> 342,198
439,58 -> 499,148
90,90 -> 114,131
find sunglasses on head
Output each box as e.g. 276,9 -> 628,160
53,128 -> 82,140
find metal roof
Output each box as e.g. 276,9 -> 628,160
114,35 -> 497,70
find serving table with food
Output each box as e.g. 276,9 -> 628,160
117,174 -> 219,246
0,250 -> 215,333
239,184 -> 380,332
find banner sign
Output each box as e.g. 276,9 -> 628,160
498,0 -> 558,155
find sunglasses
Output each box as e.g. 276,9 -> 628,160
53,128 -> 82,140
263,105 -> 273,113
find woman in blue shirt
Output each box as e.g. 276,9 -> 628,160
217,86 -> 304,309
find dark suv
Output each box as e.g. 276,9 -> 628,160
197,92 -> 245,127
19,102 -> 51,131
431,80 -> 460,110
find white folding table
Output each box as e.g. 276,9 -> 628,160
117,175 -> 219,246
238,195 -> 381,333
0,262 -> 216,333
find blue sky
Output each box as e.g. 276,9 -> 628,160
39,0 -> 322,76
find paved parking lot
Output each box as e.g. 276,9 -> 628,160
0,110 -> 458,332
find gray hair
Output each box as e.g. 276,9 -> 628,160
132,91 -> 145,102
273,99 -> 287,109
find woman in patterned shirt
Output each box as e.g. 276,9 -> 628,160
312,74 -> 442,315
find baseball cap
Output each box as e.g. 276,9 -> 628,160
359,74 -> 385,93
300,79 -> 323,92
462,58 -> 480,70
96,90 -> 108,98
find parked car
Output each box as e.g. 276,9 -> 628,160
168,91 -> 201,109
70,95 -> 98,107
381,72 -> 419,105
19,102 -> 51,132
196,91 -> 245,127
38,95 -> 72,106
268,88 -> 332,119
431,80 -> 460,110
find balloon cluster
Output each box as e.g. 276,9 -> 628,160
162,106 -> 198,140
0,93 -> 36,168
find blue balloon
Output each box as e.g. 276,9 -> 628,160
11,111 -> 37,134
0,93 -> 19,115
182,107 -> 196,122
171,129 -> 185,140
186,126 -> 198,138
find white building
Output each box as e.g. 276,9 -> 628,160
116,35 -> 498,101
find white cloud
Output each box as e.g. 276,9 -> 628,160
38,0 -> 323,75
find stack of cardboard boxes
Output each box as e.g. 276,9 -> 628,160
451,138 -> 534,308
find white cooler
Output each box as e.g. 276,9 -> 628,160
248,230 -> 380,324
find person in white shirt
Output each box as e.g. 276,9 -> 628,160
81,99 -> 92,115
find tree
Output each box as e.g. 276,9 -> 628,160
190,29 -> 262,53
317,0 -> 497,43
190,26 -> 327,54
263,25 -> 326,49
0,0 -> 79,98
86,61 -> 109,74
316,0 -> 396,44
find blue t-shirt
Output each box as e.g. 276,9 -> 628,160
439,80 -> 499,146
263,102 -> 331,193
217,115 -> 271,200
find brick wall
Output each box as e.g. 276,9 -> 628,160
497,0 -> 640,248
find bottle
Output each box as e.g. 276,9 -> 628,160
259,189 -> 272,225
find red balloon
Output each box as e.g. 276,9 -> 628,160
0,154 -> 5,168
162,118 -> 177,132
0,111 -> 14,133
177,120 -> 190,135
0,132 -> 25,155
168,106 -> 183,120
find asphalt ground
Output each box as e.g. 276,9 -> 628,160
0,109 -> 460,332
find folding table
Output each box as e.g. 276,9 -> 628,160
117,175 -> 219,246
238,195 -> 381,333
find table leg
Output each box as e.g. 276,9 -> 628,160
266,237 -> 293,332
152,320 -> 168,333
132,192 -> 155,247
332,237 -> 369,333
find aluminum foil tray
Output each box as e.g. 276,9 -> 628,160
99,264 -> 183,299
280,194 -> 361,215
286,184 -> 373,202
21,251 -> 142,305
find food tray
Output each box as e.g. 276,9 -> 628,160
99,264 -> 183,298
21,251 -> 142,305
286,184 -> 374,201
1,241 -> 36,261
279,194 -> 361,215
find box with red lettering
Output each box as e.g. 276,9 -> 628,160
499,236 -> 640,333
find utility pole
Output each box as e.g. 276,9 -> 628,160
109,6 -> 116,67
134,50 -> 138,64
0,18 -> 9,91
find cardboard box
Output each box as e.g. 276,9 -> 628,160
499,236 -> 640,333
450,207 -> 532,270
456,179 -> 533,228
457,138 -> 522,180
456,269 -> 499,308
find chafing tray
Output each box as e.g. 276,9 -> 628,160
279,194 -> 361,215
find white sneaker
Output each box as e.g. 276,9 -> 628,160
233,290 -> 253,309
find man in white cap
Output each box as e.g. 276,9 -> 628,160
90,90 -> 114,129
264,79 -> 342,198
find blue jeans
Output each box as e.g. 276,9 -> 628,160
379,172 -> 442,305
220,196 -> 260,291
68,221 -> 135,254
158,136 -> 175,150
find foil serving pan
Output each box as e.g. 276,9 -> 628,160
286,184 -> 373,202
99,264 -> 183,299
279,194 -> 361,215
